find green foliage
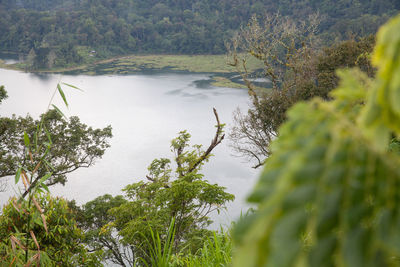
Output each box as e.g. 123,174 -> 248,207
0,83 -> 107,266
316,35 -> 376,99
361,14 -> 400,146
80,119 -> 234,265
141,219 -> 177,267
73,194 -> 130,266
0,85 -> 7,104
111,130 -> 234,261
0,195 -> 102,266
233,14 -> 400,267
136,226 -> 233,267
175,230 -> 233,267
0,0 -> 398,67
0,108 -> 112,186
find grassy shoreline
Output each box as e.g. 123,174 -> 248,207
0,54 -> 264,88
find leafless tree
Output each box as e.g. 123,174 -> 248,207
228,13 -> 321,168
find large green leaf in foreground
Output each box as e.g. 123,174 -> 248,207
234,14 -> 400,267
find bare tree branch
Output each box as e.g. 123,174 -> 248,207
187,108 -> 224,173
228,13 -> 321,168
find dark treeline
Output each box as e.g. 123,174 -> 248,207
0,0 -> 399,68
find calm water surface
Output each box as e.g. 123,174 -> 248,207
0,68 -> 259,226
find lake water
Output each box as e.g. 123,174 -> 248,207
0,68 -> 259,226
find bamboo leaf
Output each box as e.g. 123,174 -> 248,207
62,82 -> 83,91
43,159 -> 56,171
57,83 -> 68,108
39,173 -> 52,184
41,183 -> 50,193
34,125 -> 39,150
15,167 -> 21,184
51,104 -> 66,119
41,214 -> 48,233
23,131 -> 30,147
43,124 -> 52,145
30,231 -> 40,250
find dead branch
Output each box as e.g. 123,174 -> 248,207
187,108 -> 224,173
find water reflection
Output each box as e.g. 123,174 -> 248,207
28,72 -> 55,81
192,79 -> 214,89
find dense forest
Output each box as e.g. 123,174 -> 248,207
0,0 -> 399,68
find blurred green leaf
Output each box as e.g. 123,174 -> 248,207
23,131 -> 30,147
233,14 -> 400,267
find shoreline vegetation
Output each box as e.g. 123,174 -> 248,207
0,53 -> 265,89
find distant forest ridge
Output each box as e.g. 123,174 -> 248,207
0,0 -> 399,68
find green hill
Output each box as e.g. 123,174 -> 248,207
0,0 -> 398,68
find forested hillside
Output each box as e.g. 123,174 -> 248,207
0,0 -> 399,68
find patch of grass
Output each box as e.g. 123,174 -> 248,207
1,52 -> 266,88
1,53 -> 263,75
175,230 -> 233,267
0,59 -> 6,68
114,54 -> 262,73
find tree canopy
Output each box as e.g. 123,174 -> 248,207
0,109 -> 112,186
0,85 -> 7,104
0,84 -> 112,190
